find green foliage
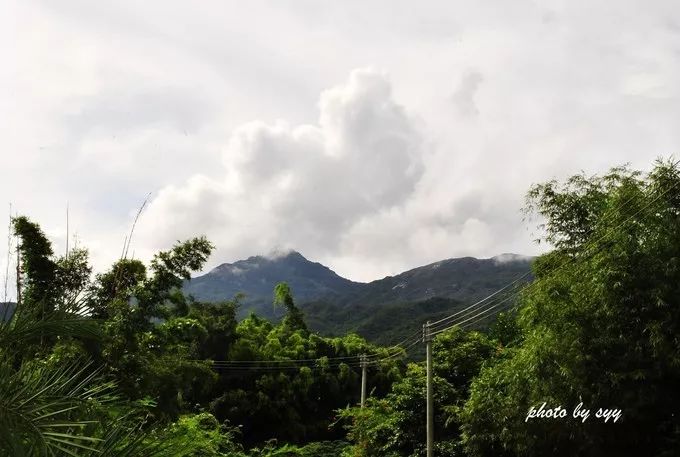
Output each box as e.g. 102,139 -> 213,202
461,160 -> 680,456
89,258 -> 147,319
295,440 -> 350,456
85,238 -> 218,418
13,216 -> 58,317
162,412 -> 245,456
210,303 -> 401,447
54,247 -> 93,306
340,327 -> 495,457
274,282 -> 308,334
487,311 -> 521,347
10,159 -> 679,457
0,298 -> 182,455
188,300 -> 239,360
0,216 -> 217,456
0,358 -> 113,456
303,297 -> 509,361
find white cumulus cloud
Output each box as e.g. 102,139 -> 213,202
137,69 -> 427,276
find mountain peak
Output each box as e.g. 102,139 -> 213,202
491,253 -> 533,264
186,250 -> 359,314
185,251 -> 535,339
210,250 -> 307,274
264,248 -> 303,261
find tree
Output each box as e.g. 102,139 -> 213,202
91,238 -> 216,418
461,160 -> 680,456
13,216 -> 58,317
188,300 -> 239,360
340,327 -> 495,457
209,284 -> 401,448
1,216 -> 209,456
89,259 -> 147,319
274,282 -> 308,334
160,412 -> 246,456
5,216 -> 407,454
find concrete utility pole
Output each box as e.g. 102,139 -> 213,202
16,241 -> 21,307
65,202 -> 69,261
424,321 -> 433,457
360,354 -> 368,407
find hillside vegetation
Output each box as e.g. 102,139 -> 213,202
2,159 -> 679,456
185,252 -> 533,345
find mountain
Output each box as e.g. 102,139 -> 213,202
184,251 -> 534,342
336,253 -> 533,307
301,254 -> 533,346
0,302 -> 15,322
183,250 -> 361,317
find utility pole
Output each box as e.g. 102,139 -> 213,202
65,202 -> 69,261
3,203 -> 12,305
424,321 -> 433,457
15,241 -> 21,307
360,354 -> 368,407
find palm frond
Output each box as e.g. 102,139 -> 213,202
0,358 -> 116,456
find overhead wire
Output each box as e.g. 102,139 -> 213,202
430,294 -> 518,337
191,354 -> 365,364
427,179 -> 659,333
194,341 -> 410,371
201,334 -> 426,371
426,173 -> 680,336
363,328 -> 424,361
194,169 -> 680,373
205,358 -> 367,369
368,337 -> 422,365
427,271 -> 531,331
459,301 -> 517,330
428,281 -> 527,333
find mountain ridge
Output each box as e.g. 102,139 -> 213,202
183,250 -> 534,324
184,251 -> 361,316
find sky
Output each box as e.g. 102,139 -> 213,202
2,0 -> 680,293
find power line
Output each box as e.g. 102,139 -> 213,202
193,332 -> 423,373
428,271 -> 530,331
430,294 -> 518,337
206,359 -> 365,366
427,173 -> 680,337
208,364 -> 362,372
460,300 -> 517,330
427,282 -> 524,336
193,354 -> 365,364
364,329 -> 424,360
416,173 -> 680,455
368,337 -> 422,365
199,341 -> 420,372
208,360 -> 366,366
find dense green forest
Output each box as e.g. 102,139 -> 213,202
2,159 -> 679,456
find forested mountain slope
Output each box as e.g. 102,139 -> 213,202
184,251 -> 534,343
